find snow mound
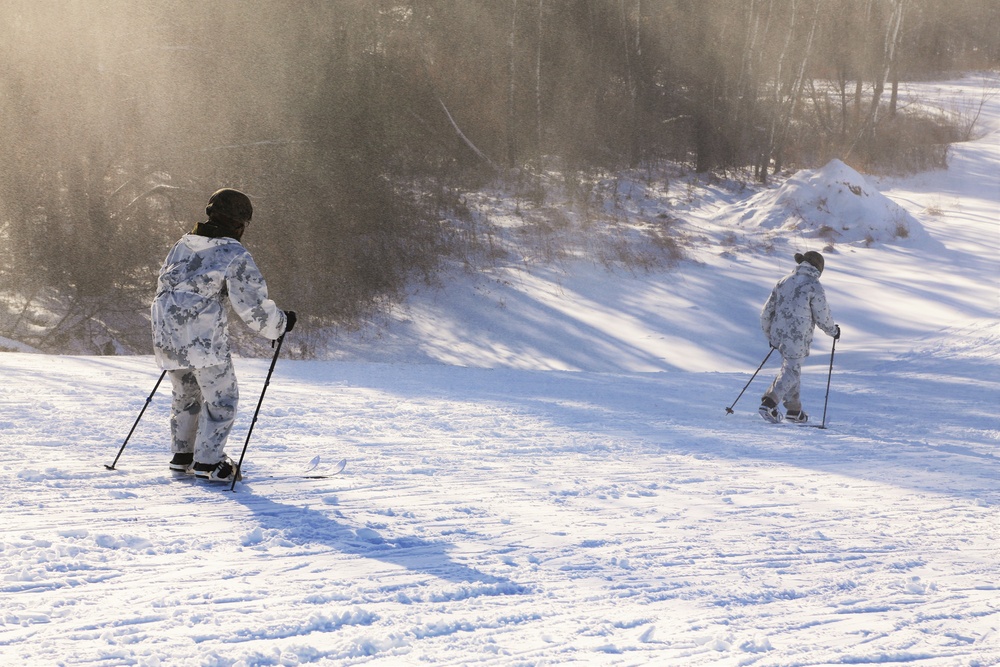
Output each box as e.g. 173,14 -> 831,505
728,159 -> 926,245
0,335 -> 39,353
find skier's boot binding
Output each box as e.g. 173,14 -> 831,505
193,457 -> 239,482
169,452 -> 193,472
758,397 -> 783,423
785,409 -> 809,424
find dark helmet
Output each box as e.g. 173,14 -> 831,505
794,250 -> 825,274
206,188 -> 253,225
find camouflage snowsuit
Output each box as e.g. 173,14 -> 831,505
151,234 -> 287,465
760,262 -> 837,412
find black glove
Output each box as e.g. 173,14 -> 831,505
284,310 -> 297,333
833,324 -> 841,340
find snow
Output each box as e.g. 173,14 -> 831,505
1,76 -> 999,666
723,158 -> 928,245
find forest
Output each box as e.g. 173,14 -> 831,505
0,0 -> 997,355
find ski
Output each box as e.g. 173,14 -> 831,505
170,458 -> 346,481
260,458 -> 347,480
754,416 -> 830,429
787,419 -> 829,429
301,456 -> 347,477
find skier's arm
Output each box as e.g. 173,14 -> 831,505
810,285 -> 838,338
760,291 -> 776,343
226,252 -> 287,340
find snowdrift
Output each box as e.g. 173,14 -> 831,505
724,159 -> 928,245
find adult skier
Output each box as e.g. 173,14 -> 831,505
759,251 -> 840,423
151,188 -> 296,481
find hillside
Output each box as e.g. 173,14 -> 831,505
327,76 -> 998,375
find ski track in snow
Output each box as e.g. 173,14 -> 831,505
1,76 -> 999,666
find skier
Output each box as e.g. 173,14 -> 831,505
151,188 -> 296,481
759,251 -> 840,423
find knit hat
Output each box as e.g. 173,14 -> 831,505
206,188 -> 252,225
794,250 -> 825,274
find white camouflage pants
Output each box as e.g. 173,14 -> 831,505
167,361 -> 239,465
763,355 -> 802,413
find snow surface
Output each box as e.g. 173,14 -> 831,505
1,76 -> 999,666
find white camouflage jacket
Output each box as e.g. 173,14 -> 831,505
151,234 -> 287,370
760,262 -> 837,359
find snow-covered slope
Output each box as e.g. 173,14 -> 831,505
0,76 -> 998,666
324,80 -> 997,374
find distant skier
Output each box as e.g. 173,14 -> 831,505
151,188 -> 296,481
759,251 -> 840,423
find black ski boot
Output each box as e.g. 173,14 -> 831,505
785,409 -> 809,424
193,457 -> 241,482
758,397 -> 783,423
169,452 -> 194,472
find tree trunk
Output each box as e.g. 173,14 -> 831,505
621,0 -> 639,166
535,0 -> 543,162
758,0 -> 798,182
863,0 -> 904,134
773,3 -> 820,175
889,67 -> 899,117
506,0 -> 519,169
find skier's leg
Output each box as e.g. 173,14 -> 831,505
167,369 -> 200,455
760,357 -> 784,422
192,360 -> 239,466
762,375 -> 779,407
762,366 -> 783,407
780,358 -> 803,413
764,356 -> 801,410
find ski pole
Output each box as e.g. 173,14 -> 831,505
817,335 -> 838,430
105,370 -> 167,470
725,347 -> 775,415
231,333 -> 285,491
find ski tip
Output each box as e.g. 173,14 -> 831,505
299,458 -> 347,479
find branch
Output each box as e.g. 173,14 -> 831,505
438,97 -> 501,172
